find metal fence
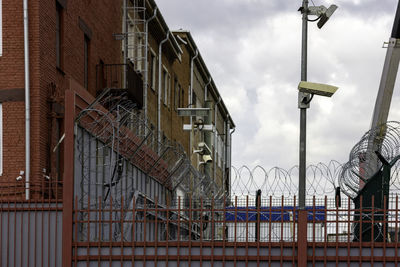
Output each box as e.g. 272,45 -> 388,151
0,181 -> 63,267
71,194 -> 400,266
1,182 -> 400,266
72,194 -> 400,243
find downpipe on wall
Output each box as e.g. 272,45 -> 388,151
23,0 -> 30,200
158,31 -> 169,152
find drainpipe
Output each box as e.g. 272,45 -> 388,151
158,31 -> 169,150
224,117 -> 231,195
222,119 -> 226,192
229,126 -> 236,193
23,0 -> 30,200
189,49 -> 198,156
213,97 -> 222,187
144,7 -> 157,121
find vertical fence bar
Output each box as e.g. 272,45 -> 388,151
34,193 -> 38,267
280,196 -> 284,266
383,194 -> 387,267
13,184 -> 17,267
62,90 -> 75,267
396,195 -> 399,267
0,187 -> 3,266
211,196 -> 215,267
359,195 -> 363,266
234,196 -> 237,267
297,202 -> 308,267
155,197 -> 158,265
188,197 -> 191,267
245,195 -> 249,267
87,195 -> 91,267
165,201 -> 169,266
120,195 -> 124,265
312,196 -> 316,266
335,194 -> 339,266
108,196 -> 113,266
177,196 -> 181,267
41,173 -> 45,266
371,195 -> 375,267
98,197 -> 102,266
20,189 -> 24,267
74,196 -> 79,266
256,193 -> 260,267
223,196 -> 226,266
292,196 -> 297,266
54,180 -> 59,267
47,179 -> 51,267
131,196 -> 135,266
200,198 -> 203,267
143,197 -> 147,267
268,196 -> 272,267
347,196 -> 350,266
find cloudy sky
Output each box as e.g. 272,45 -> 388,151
157,0 -> 400,170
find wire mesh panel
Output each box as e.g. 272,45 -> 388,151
73,90 -> 225,242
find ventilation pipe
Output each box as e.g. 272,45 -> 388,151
23,0 -> 30,200
158,31 -> 169,150
189,49 -> 198,156
144,7 -> 157,121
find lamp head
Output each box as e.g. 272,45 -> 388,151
298,81 -> 338,97
317,5 -> 338,29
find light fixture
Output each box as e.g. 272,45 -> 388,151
298,81 -> 338,97
307,4 -> 338,29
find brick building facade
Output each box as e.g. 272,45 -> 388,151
0,0 -> 234,200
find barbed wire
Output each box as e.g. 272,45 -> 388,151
231,161 -> 342,197
232,122 -> 400,198
339,121 -> 400,199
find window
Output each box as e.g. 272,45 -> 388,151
84,35 -> 90,89
192,92 -> 197,108
0,103 -> 3,175
0,0 -> 2,56
56,2 -> 63,68
174,79 -> 180,111
149,50 -> 156,90
163,67 -> 170,106
181,87 -> 185,108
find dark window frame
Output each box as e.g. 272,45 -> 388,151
84,35 -> 90,89
56,2 -> 63,69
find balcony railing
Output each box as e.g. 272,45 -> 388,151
96,63 -> 143,109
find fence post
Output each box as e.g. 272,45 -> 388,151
62,90 -> 75,266
255,189 -> 261,242
298,209 -> 308,267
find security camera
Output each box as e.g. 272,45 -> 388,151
308,4 -> 338,29
202,155 -> 213,164
16,170 -> 24,181
194,142 -> 212,155
198,142 -> 212,155
317,5 -> 338,29
298,81 -> 338,97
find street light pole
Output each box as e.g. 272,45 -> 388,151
299,0 -> 309,209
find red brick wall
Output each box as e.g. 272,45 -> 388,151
0,0 -> 122,196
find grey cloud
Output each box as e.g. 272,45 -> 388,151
155,0 -> 400,170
